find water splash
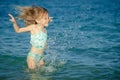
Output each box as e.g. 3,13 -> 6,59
39,50 -> 67,73
25,50 -> 67,80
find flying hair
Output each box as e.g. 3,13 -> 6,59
17,6 -> 48,26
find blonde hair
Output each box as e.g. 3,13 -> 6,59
17,6 -> 48,26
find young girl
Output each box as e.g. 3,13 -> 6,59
8,6 -> 52,70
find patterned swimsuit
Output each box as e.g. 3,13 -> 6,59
27,30 -> 47,64
30,31 -> 47,49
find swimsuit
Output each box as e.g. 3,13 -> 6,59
27,30 -> 47,64
30,31 -> 47,49
27,51 -> 43,64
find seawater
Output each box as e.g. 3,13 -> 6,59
0,0 -> 120,80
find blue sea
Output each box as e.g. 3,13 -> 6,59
0,0 -> 120,80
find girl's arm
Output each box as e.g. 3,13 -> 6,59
8,14 -> 33,33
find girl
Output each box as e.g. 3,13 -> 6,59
8,6 -> 52,70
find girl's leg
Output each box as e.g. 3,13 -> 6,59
36,53 -> 44,66
27,57 -> 36,70
38,59 -> 44,66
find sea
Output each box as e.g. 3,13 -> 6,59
0,0 -> 120,80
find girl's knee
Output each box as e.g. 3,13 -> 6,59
38,59 -> 44,66
28,64 -> 36,70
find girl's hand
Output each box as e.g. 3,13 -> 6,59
8,14 -> 16,23
49,17 -> 53,22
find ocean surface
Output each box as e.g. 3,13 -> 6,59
0,0 -> 120,80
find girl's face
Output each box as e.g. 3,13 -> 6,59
36,13 -> 50,27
